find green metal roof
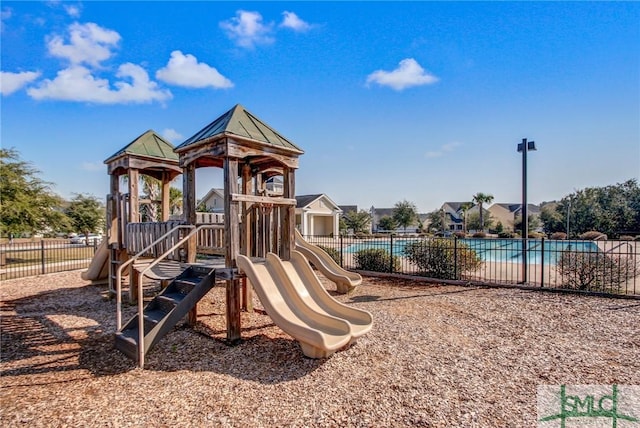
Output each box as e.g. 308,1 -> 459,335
105,130 -> 178,163
176,104 -> 303,153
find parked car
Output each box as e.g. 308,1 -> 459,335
70,234 -> 102,246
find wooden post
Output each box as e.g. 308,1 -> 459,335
281,168 -> 295,260
241,164 -> 253,312
182,163 -> 198,325
161,171 -> 170,222
128,169 -> 139,223
224,157 -> 241,343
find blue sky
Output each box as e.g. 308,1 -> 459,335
2,1 -> 638,213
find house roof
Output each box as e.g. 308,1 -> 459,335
175,104 -> 303,154
295,194 -> 341,211
198,188 -> 224,205
104,130 -> 178,163
339,205 -> 358,215
493,203 -> 541,215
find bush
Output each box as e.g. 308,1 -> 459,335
557,251 -> 638,293
403,239 -> 482,280
550,232 -> 567,240
317,245 -> 340,265
354,248 -> 400,273
528,232 -> 544,239
580,231 -> 607,240
453,231 -> 466,238
472,232 -> 487,238
498,231 -> 516,238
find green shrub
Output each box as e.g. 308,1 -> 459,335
557,251 -> 638,293
354,248 -> 400,273
403,239 -> 482,280
579,231 -> 607,240
550,232 -> 567,240
317,245 -> 340,265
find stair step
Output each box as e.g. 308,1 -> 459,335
173,277 -> 200,294
114,330 -> 138,360
156,293 -> 184,312
144,308 -> 169,324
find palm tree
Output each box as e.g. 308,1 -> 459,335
472,192 -> 494,232
459,202 -> 474,234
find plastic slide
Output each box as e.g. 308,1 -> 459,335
294,230 -> 362,294
236,254 -> 352,358
81,240 -> 109,281
268,251 -> 373,341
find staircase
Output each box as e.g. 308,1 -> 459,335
114,265 -> 217,362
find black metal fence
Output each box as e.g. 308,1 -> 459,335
0,240 -> 99,280
303,235 -> 640,297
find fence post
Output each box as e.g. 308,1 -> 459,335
540,237 -> 545,288
339,234 -> 344,267
40,240 -> 46,275
389,234 -> 394,273
454,237 -> 458,280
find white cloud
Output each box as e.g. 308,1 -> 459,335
64,4 -> 82,18
47,22 -> 120,67
425,141 -> 462,159
220,10 -> 274,48
81,161 -> 103,172
27,64 -> 172,104
162,128 -> 183,143
156,51 -> 233,89
280,11 -> 311,32
366,58 -> 438,91
0,71 -> 41,95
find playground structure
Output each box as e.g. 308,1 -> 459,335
86,105 -> 370,367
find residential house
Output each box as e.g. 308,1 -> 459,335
488,203 -> 541,232
296,194 -> 342,236
198,188 -> 225,212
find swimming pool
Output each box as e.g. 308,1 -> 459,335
345,238 -> 600,265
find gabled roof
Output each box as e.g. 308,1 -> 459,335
198,188 -> 224,205
104,130 -> 178,164
295,194 -> 341,211
175,104 -> 303,154
492,203 -> 541,214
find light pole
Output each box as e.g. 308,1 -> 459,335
517,138 -> 536,284
566,198 -> 572,238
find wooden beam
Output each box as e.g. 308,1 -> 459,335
230,193 -> 296,206
128,169 -> 139,223
281,167 -> 295,260
224,158 -> 241,342
161,171 -> 170,222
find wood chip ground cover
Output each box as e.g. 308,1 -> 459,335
1,271 -> 638,427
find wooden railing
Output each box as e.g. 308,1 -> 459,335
126,221 -> 184,259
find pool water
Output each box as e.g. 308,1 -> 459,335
345,238 -> 600,265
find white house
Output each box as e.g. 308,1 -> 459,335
296,194 -> 342,237
198,188 -> 225,212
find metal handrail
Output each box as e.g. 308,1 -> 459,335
119,224 -> 224,368
116,224 -> 195,331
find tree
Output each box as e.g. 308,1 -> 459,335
140,175 -> 160,222
392,200 -> 418,232
65,194 -> 104,240
459,202 -> 474,233
472,192 -> 494,232
342,210 -> 371,234
426,209 -> 445,233
169,186 -> 183,216
377,215 -> 397,232
539,203 -> 564,235
551,180 -> 640,238
0,148 -> 70,236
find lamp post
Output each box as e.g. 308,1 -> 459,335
517,138 -> 536,284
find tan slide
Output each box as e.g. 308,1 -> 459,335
236,254 -> 351,358
81,240 -> 109,281
268,251 -> 372,341
294,230 -> 362,294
